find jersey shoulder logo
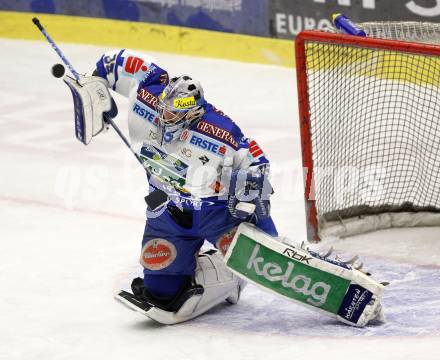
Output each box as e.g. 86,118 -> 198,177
125,56 -> 148,74
121,55 -> 152,81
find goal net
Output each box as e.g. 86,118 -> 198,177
296,22 -> 440,241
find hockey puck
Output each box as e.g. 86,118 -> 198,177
51,63 -> 65,78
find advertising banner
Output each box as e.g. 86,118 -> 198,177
270,0 -> 440,39
3,0 -> 440,41
0,0 -> 269,36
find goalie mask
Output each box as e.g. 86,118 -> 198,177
156,75 -> 206,144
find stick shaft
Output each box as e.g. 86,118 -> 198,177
32,17 -> 81,80
32,17 -> 144,166
105,116 -> 144,165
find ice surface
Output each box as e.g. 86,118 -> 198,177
1,39 -> 439,360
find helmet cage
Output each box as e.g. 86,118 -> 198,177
156,102 -> 187,126
155,75 -> 206,144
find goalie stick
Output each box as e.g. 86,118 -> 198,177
32,18 -> 143,165
32,17 -> 172,210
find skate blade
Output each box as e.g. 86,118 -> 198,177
115,290 -> 152,317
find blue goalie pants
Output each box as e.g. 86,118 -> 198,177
140,204 -> 277,299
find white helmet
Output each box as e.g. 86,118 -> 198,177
156,75 -> 206,144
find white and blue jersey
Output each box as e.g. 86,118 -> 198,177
95,49 -> 270,205
95,49 -> 277,296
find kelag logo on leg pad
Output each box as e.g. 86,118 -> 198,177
226,234 -> 350,314
246,244 -> 330,307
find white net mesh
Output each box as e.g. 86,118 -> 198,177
329,21 -> 440,44
298,24 -> 440,238
360,21 -> 440,44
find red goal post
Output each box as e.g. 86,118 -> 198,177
296,30 -> 440,241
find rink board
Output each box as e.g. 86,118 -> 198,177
0,11 -> 294,67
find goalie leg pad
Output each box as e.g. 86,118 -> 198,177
224,223 -> 385,327
118,250 -> 245,325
